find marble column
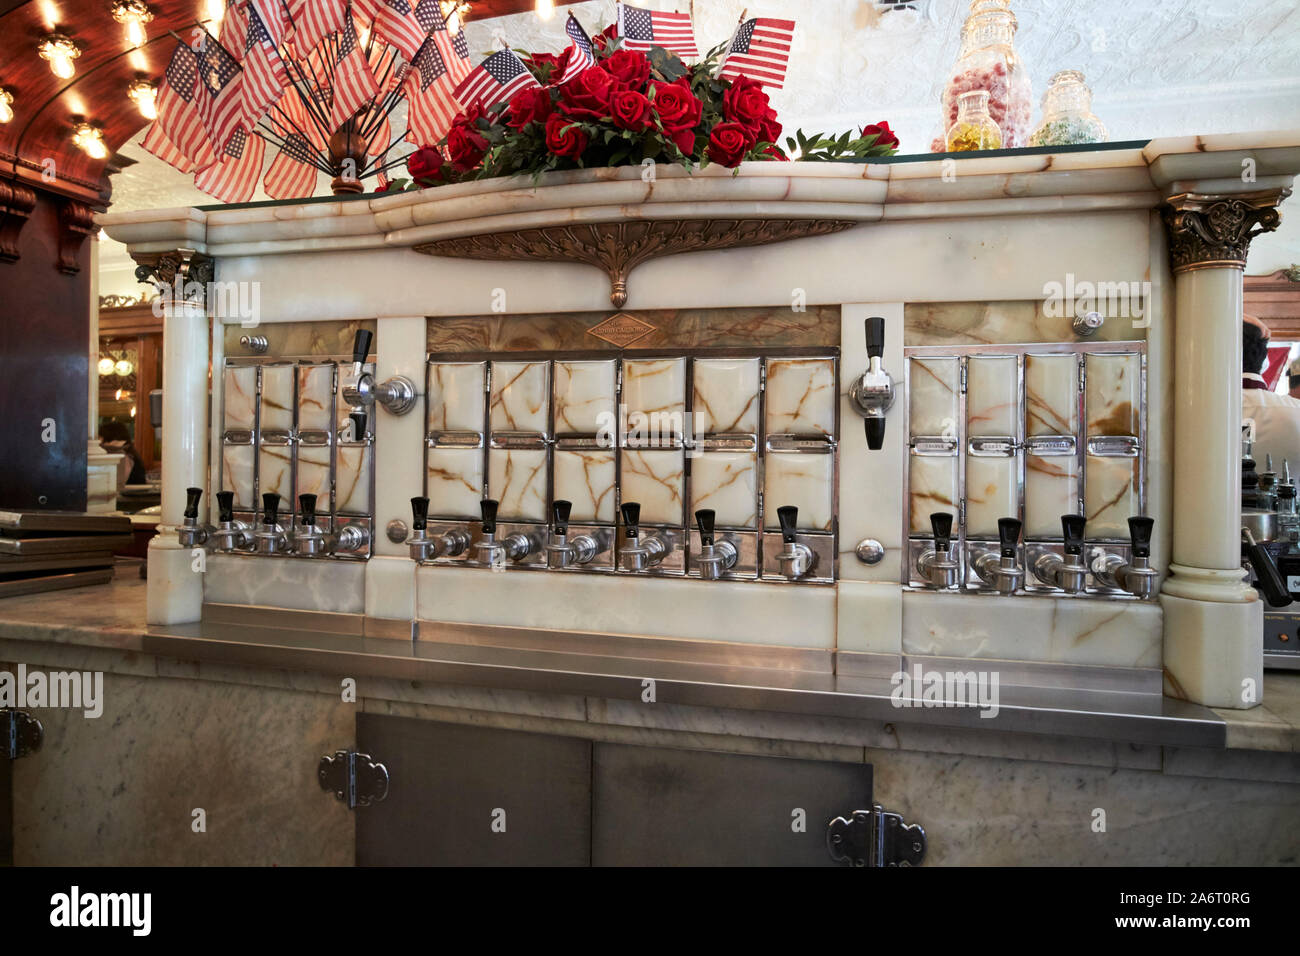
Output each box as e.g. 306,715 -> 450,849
85,238 -> 123,512
1160,189 -> 1289,709
134,251 -> 213,625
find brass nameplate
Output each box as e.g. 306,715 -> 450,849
587,312 -> 656,348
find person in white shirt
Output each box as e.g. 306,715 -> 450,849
1242,314 -> 1300,474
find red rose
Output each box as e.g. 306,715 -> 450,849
506,85 -> 553,130
706,122 -> 754,168
559,66 -> 614,121
721,75 -> 772,132
650,78 -> 702,154
592,23 -> 618,51
446,106 -> 490,171
405,144 -> 445,185
609,90 -> 652,131
760,144 -> 789,162
544,112 -> 590,159
861,121 -> 900,150
757,112 -> 782,146
523,48 -> 573,84
602,49 -> 651,91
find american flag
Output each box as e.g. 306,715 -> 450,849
264,130 -> 320,198
426,3 -> 470,84
195,126 -> 266,203
330,12 -> 380,126
404,31 -> 458,143
197,33 -> 245,152
241,4 -> 289,132
375,0 -> 426,60
140,120 -> 203,173
718,17 -> 795,89
286,0 -> 345,57
219,0 -> 249,62
155,44 -> 218,169
556,13 -> 595,84
453,49 -> 540,111
616,3 -> 697,60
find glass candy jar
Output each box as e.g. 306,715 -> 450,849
945,90 -> 1002,152
937,0 -> 1032,150
1029,70 -> 1108,147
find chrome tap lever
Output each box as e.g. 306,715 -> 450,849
775,505 -> 815,580
1032,514 -> 1088,593
916,511 -> 960,589
1091,516 -> 1159,599
340,328 -> 416,417
694,509 -> 738,581
348,410 -> 368,442
210,490 -> 252,552
848,316 -> 896,451
253,492 -> 289,554
619,502 -> 669,572
178,486 -> 211,547
473,499 -> 531,567
973,517 -> 1024,594
293,493 -> 328,556
545,500 -> 600,569
408,496 -> 433,561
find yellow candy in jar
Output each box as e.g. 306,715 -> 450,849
945,90 -> 1003,152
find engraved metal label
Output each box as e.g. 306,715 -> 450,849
697,435 -> 758,452
223,429 -> 254,445
967,437 -> 1017,457
910,436 -> 958,456
427,431 -> 484,448
587,312 -> 656,348
490,432 -> 550,450
767,434 -> 835,454
299,430 -> 333,446
1025,435 -> 1077,456
1086,435 -> 1140,457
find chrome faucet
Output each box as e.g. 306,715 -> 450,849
177,486 -> 213,547
915,512 -> 960,589
406,496 -> 470,562
848,316 -> 896,450
1091,516 -> 1158,599
473,498 -> 532,567
775,505 -> 815,580
209,490 -> 253,552
545,500 -> 602,569
618,502 -> 671,572
292,493 -> 328,556
340,328 -> 417,418
694,509 -> 738,580
1031,514 -> 1089,593
253,492 -> 290,554
972,517 -> 1025,594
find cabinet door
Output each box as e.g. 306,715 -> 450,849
355,716 -> 592,866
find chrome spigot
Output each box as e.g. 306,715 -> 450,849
1091,516 -> 1158,599
619,502 -> 670,572
209,490 -> 253,552
848,316 -> 896,451
292,493 -> 328,557
473,499 -> 531,568
253,492 -> 289,554
694,509 -> 738,581
545,500 -> 601,569
177,486 -> 212,547
406,497 -> 471,562
775,505 -> 815,580
340,328 -> 416,418
972,517 -> 1024,594
915,511 -> 960,589
1032,514 -> 1089,593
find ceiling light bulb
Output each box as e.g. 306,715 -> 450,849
73,123 -> 108,159
112,1 -> 154,49
115,359 -> 134,377
128,79 -> 157,120
204,0 -> 225,23
0,89 -> 12,124
99,357 -> 116,376
39,34 -> 81,80
536,0 -> 554,20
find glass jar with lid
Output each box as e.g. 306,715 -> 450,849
935,0 -> 1032,151
945,90 -> 1003,152
1029,70 -> 1108,147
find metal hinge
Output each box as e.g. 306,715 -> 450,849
827,804 -> 927,867
959,357 -> 968,393
318,749 -> 389,810
1079,355 -> 1087,392
759,361 -> 767,390
1,709 -> 43,760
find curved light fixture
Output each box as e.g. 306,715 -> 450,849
127,78 -> 158,119
39,33 -> 81,80
112,0 -> 154,49
203,0 -> 226,23
536,0 -> 554,20
440,1 -> 470,34
73,122 -> 108,159
0,88 -> 13,124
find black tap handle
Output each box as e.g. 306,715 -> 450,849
184,487 -> 202,520
998,517 -> 1022,558
1061,514 -> 1086,555
865,315 -> 885,360
864,417 -> 886,451
552,499 -> 572,536
298,494 -> 317,527
215,491 -> 234,524
777,505 -> 799,544
1128,516 -> 1153,559
411,496 -> 429,531
349,411 -> 367,441
695,509 -> 716,547
261,492 -> 281,526
351,328 -> 373,365
480,498 -> 498,535
1244,537 -> 1292,609
929,512 -> 953,549
620,502 -> 641,538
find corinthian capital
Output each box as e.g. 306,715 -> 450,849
132,248 -> 214,305
1161,189 -> 1290,274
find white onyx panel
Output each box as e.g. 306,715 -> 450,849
223,365 -> 258,432
763,453 -> 833,531
554,360 -> 616,435
427,447 -> 485,518
965,456 -> 1018,536
259,364 -> 295,432
297,364 -> 335,433
1086,352 -> 1141,437
488,448 -> 547,520
693,358 -> 760,435
909,455 -> 958,533
257,443 -> 293,502
909,357 -> 960,437
295,444 -> 331,505
620,449 -> 685,525
1085,456 -> 1138,538
428,362 -> 486,433
622,358 -> 685,443
222,443 -> 255,510
691,452 -> 758,528
765,358 -> 835,437
336,445 -> 372,515
1025,454 -> 1079,538
553,450 -> 616,523
966,355 -> 1017,436
489,361 -> 549,434
1025,353 -> 1078,436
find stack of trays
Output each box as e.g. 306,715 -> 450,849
0,511 -> 132,598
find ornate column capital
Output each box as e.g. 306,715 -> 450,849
1161,189 -> 1290,274
132,248 -> 214,306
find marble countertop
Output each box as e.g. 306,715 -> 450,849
1,563 -> 1296,753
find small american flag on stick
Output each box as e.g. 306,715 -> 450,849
556,13 -> 595,84
718,17 -> 795,89
195,126 -> 266,203
453,48 -> 540,111
616,2 -> 697,60
330,12 -> 380,126
155,44 -> 218,169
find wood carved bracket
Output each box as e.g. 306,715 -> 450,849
0,180 -> 37,263
56,200 -> 97,275
413,218 -> 859,307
